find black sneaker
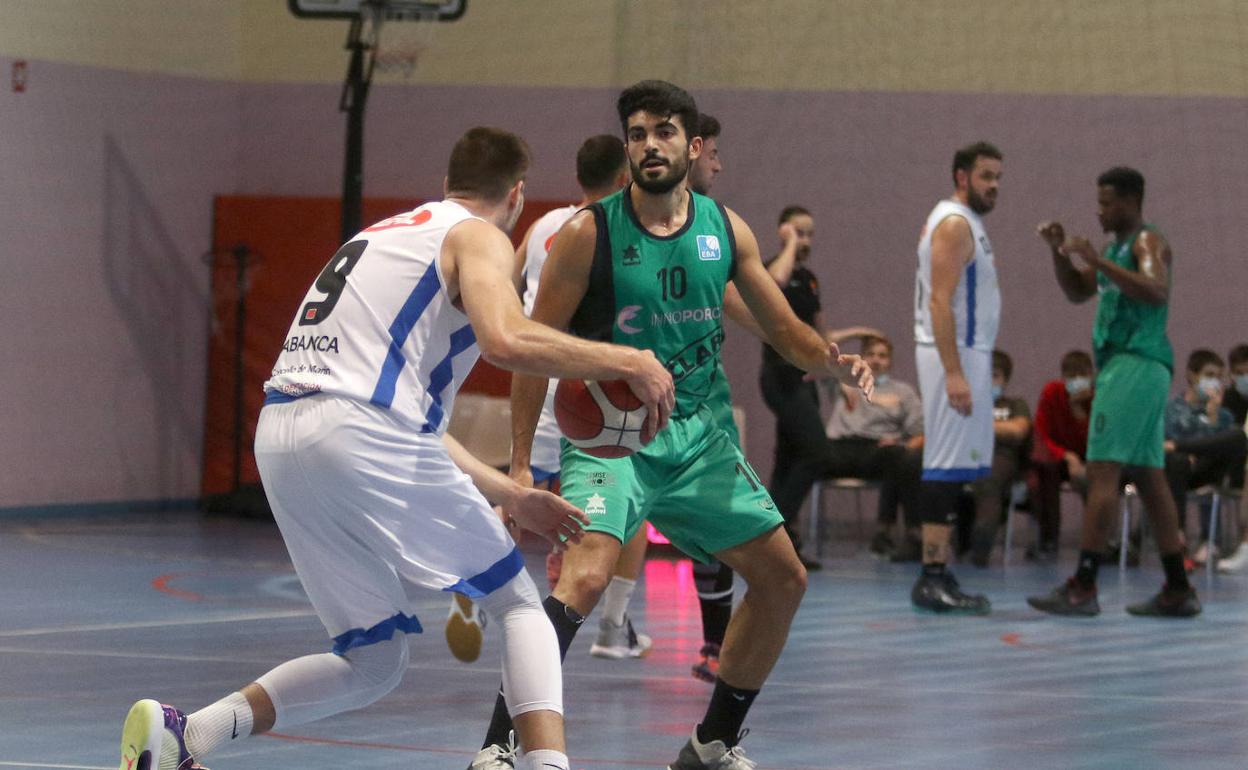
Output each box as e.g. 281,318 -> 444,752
911,570 -> 991,614
1126,584 -> 1202,618
1026,578 -> 1100,617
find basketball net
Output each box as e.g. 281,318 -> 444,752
364,3 -> 441,80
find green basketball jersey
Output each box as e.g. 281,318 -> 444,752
1092,225 -> 1174,372
570,187 -> 736,419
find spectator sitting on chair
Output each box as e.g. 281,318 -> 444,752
963,349 -> 1032,567
1164,348 -> 1248,566
817,334 -> 925,562
1027,350 -> 1094,563
1215,343 -> 1248,572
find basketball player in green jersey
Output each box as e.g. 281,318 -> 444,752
470,80 -> 873,770
1028,166 -> 1199,618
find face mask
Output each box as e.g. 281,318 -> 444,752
1065,376 -> 1091,396
991,384 -> 1003,401
874,373 -> 890,386
1196,376 -> 1222,400
1234,374 -> 1248,398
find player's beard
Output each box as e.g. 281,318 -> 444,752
967,186 -> 996,215
631,153 -> 690,195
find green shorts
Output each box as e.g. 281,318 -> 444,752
1086,353 -> 1170,468
559,405 -> 781,563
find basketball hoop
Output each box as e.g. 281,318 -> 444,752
372,7 -> 442,80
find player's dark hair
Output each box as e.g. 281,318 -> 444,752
616,80 -> 699,142
446,127 -> 530,202
1186,348 -> 1224,374
951,141 -> 1003,185
1228,344 -> 1248,368
992,349 -> 1013,382
1060,350 -> 1094,377
1097,166 -> 1146,206
695,113 -> 721,140
778,205 -> 811,226
575,135 -> 626,191
862,334 -> 893,355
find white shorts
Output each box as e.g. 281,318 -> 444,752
530,383 -> 561,483
254,394 -> 524,654
915,344 -> 993,481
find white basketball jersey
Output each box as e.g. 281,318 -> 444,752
522,205 -> 579,473
914,199 -> 1000,352
264,201 -> 483,435
521,205 -> 579,314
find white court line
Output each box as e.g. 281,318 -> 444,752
0,608 -> 317,638
0,758 -> 110,763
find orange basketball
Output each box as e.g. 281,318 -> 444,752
554,379 -> 646,458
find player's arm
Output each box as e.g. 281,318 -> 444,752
1038,221 -> 1097,303
723,281 -> 766,340
726,208 -> 873,397
511,219 -> 539,296
442,432 -> 588,549
1071,230 -> 1170,306
447,217 -> 675,455
929,215 -> 975,416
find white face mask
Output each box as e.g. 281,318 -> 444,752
1235,374 -> 1248,398
991,384 -> 1003,401
874,373 -> 890,386
1065,376 -> 1091,396
1196,376 -> 1223,400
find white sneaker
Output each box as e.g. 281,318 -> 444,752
667,727 -> 757,769
446,593 -> 486,663
467,731 -> 516,770
118,699 -> 208,770
589,614 -> 652,659
1217,544 -> 1248,573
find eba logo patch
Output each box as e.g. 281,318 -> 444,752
696,235 -> 721,261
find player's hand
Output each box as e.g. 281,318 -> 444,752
837,353 -> 874,402
1037,221 -> 1066,250
504,486 -> 590,552
946,371 -> 972,416
779,221 -> 798,246
625,349 -> 675,446
1060,236 -> 1099,268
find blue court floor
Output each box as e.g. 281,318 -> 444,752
3,511 -> 1247,770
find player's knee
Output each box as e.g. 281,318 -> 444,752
344,634 -> 408,697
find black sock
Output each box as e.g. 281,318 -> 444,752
922,561 -> 946,577
1161,552 -> 1190,590
1074,550 -> 1100,588
481,595 -> 584,749
697,678 -> 760,747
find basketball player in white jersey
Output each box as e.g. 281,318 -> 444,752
911,141 -> 1003,614
117,127 -> 675,770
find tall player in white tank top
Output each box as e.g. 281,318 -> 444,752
117,127 -> 676,770
910,142 -> 1003,616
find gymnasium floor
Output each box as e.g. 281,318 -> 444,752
3,511 -> 1247,770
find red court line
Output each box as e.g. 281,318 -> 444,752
151,573 -> 205,602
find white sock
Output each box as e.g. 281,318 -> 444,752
184,691 -> 252,759
520,748 -> 569,770
601,576 -> 636,626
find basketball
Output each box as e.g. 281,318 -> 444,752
554,379 -> 647,458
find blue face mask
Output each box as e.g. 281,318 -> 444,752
875,373 -> 890,387
991,384 -> 1003,401
1065,376 -> 1091,397
1235,374 -> 1248,398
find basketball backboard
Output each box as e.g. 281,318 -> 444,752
288,0 -> 465,21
